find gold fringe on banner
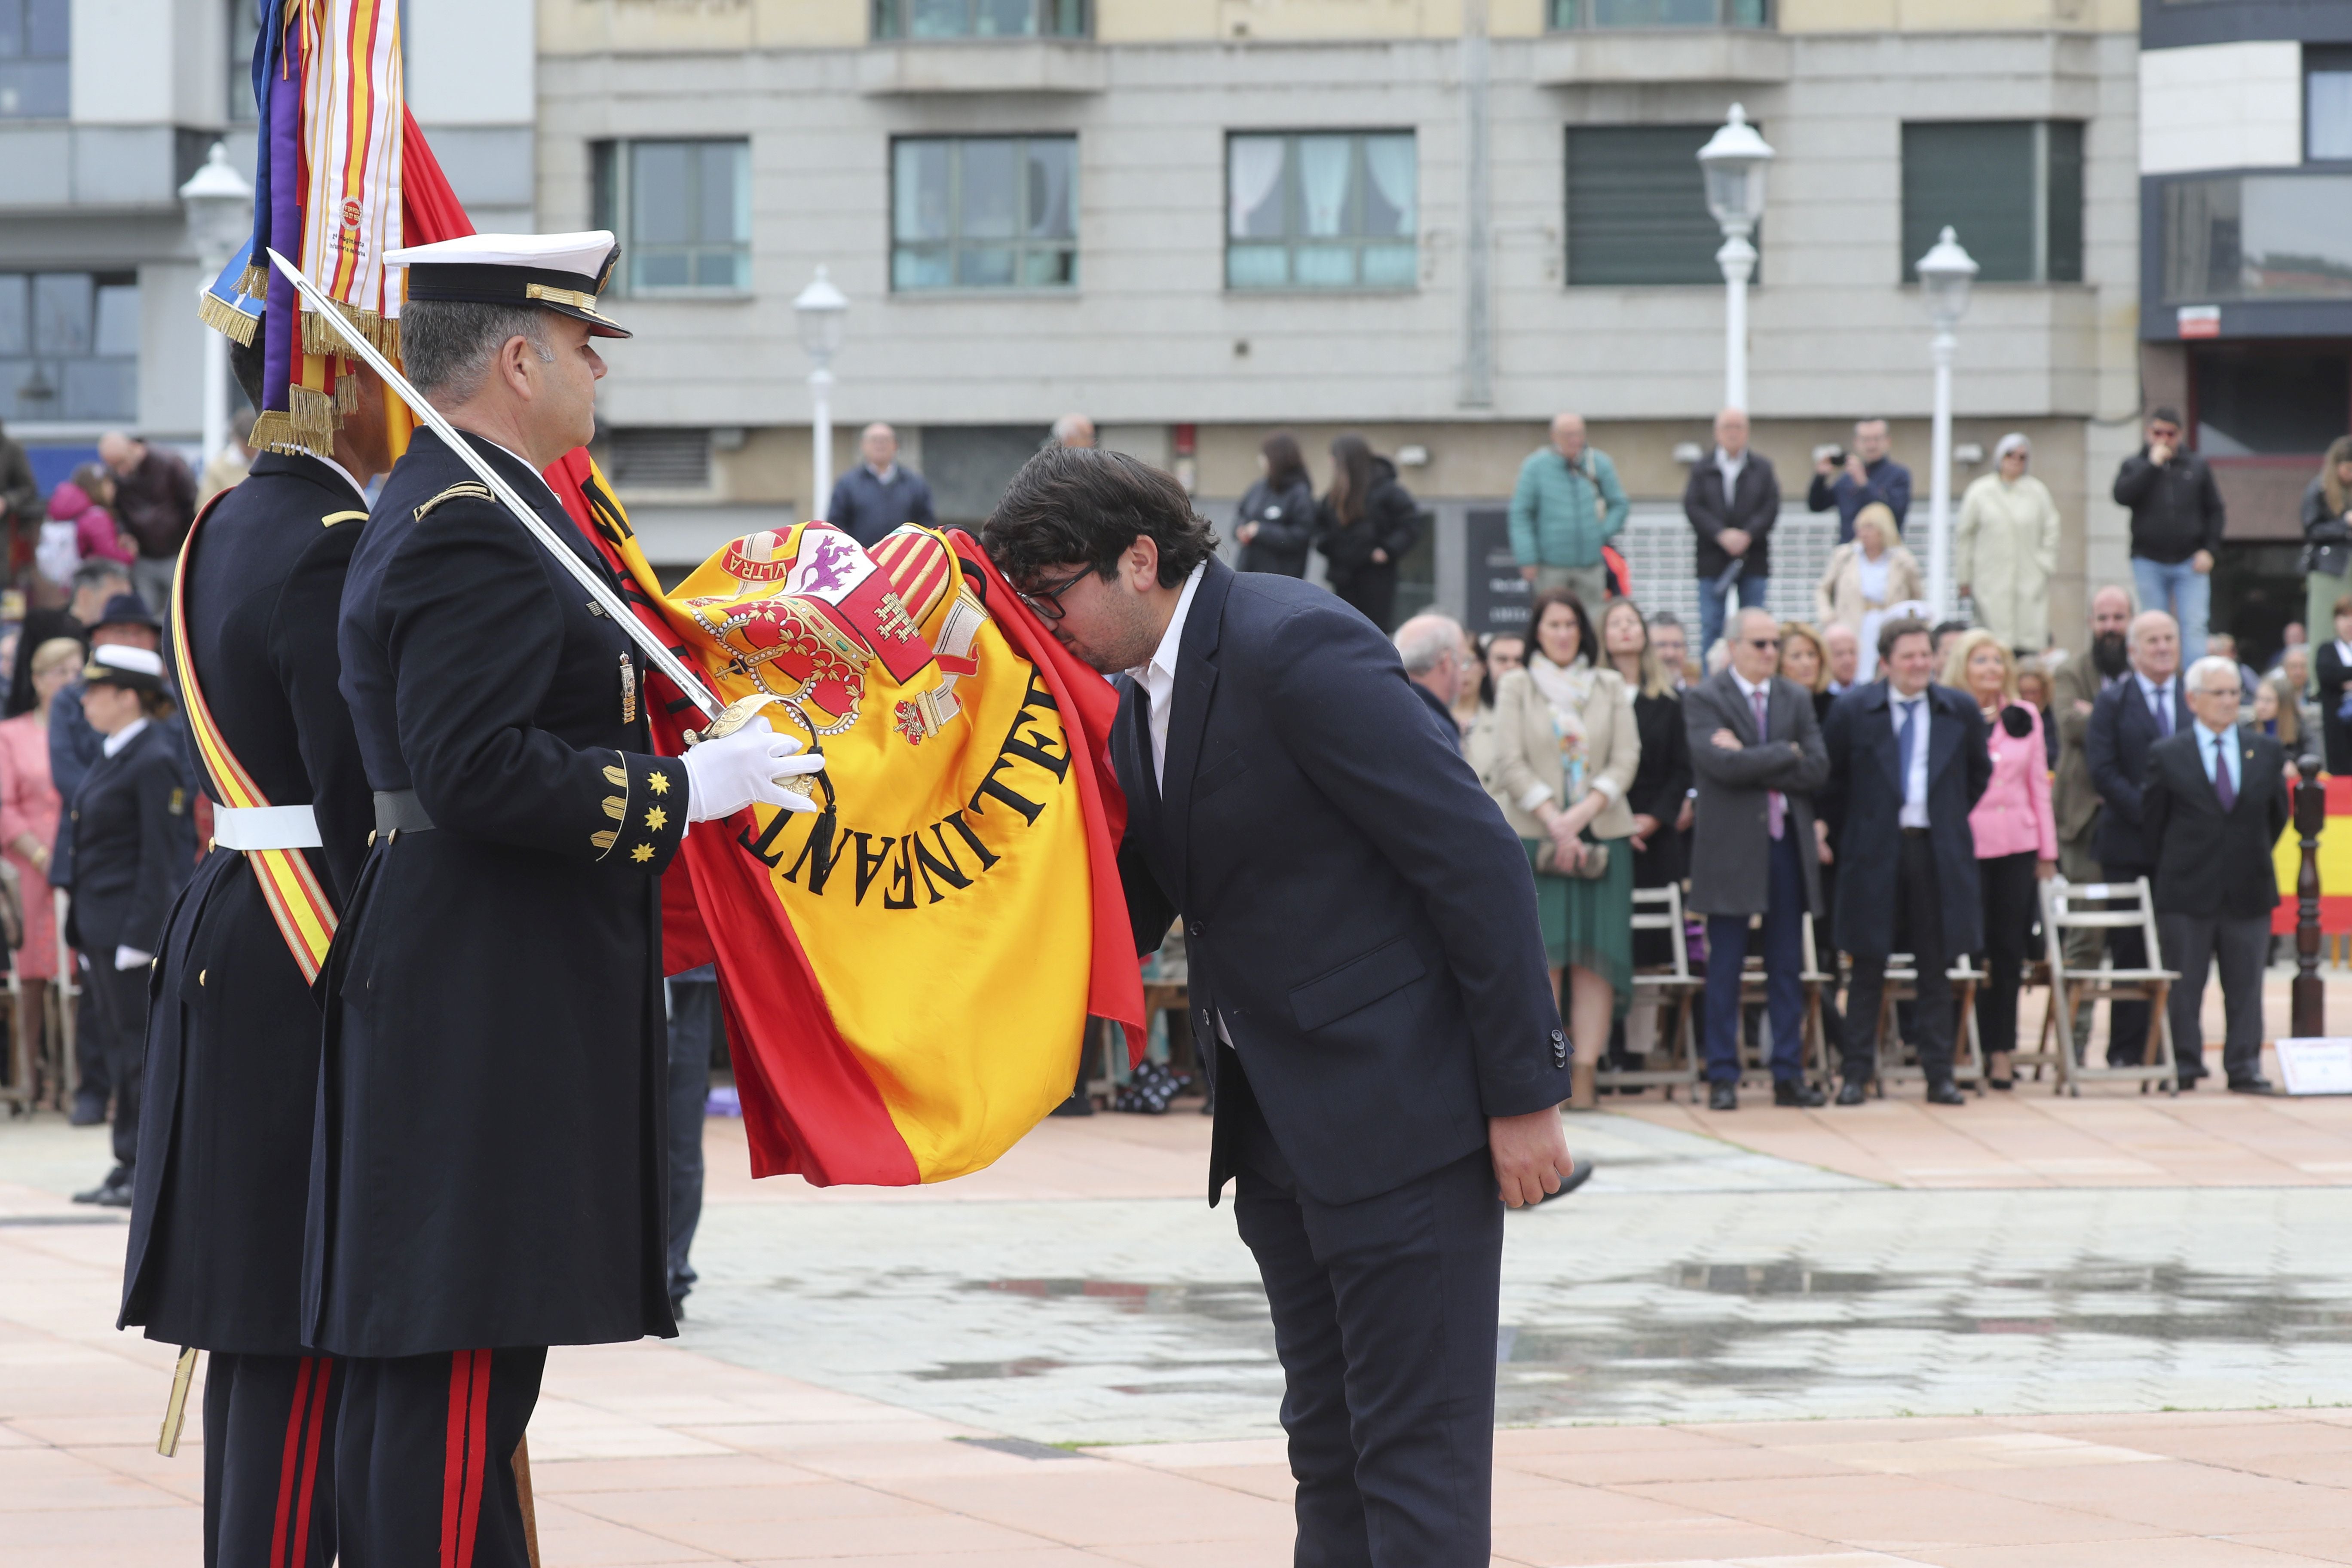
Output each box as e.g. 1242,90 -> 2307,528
196,292 -> 261,346
249,409 -> 300,455
300,301 -> 394,359
236,262 -> 268,300
285,384 -> 340,459
335,363 -> 359,414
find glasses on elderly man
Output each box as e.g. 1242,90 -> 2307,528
1746,637 -> 1781,651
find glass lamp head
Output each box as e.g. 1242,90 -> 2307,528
178,141 -> 255,260
1915,225 -> 1979,328
793,265 -> 849,363
1696,103 -> 1774,235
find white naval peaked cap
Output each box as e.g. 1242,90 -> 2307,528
84,642 -> 168,692
386,230 -> 631,339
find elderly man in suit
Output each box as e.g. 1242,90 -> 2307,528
2085,609 -> 2189,1071
2051,585 -> 2135,1055
981,445 -> 1571,1568
2144,655 -> 2291,1094
1822,616 -> 1993,1105
1682,407 -> 1781,658
1685,606 -> 1829,1111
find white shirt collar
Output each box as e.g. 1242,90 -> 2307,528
2137,670 -> 2172,698
1127,562 -> 1208,788
474,435 -> 567,512
313,452 -> 367,502
2196,719 -> 2233,748
867,461 -> 900,484
1716,446 -> 1746,472
101,716 -> 150,758
1730,668 -> 1770,703
1892,684 -> 1928,707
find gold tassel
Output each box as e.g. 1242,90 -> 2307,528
335,364 -> 359,413
196,292 -> 260,346
380,313 -> 399,363
300,301 -> 395,359
285,384 -> 340,459
236,262 -> 268,300
249,409 -> 301,455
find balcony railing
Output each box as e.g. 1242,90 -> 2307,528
1549,0 -> 1770,27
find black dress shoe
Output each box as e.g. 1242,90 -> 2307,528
72,1165 -> 129,1205
1707,1081 -> 1737,1112
2228,1076 -> 2278,1096
1773,1080 -> 1826,1108
1048,1090 -> 1095,1117
1538,1155 -> 1597,1204
1834,1078 -> 1870,1106
1925,1079 -> 1967,1106
92,1182 -> 133,1209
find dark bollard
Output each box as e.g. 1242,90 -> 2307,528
2294,756 -> 2327,1039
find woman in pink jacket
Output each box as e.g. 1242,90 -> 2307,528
1946,629 -> 2057,1089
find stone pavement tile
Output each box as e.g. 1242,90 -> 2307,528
680,1418 -> 1001,1452
703,1114 -> 1209,1207
523,1498 -> 729,1564
1138,1460 -> 1295,1503
531,1453 -> 837,1494
1089,1543 -> 1295,1568
2012,1417 -> 2352,1474
1683,1419 -> 2011,1447
2226,1532 -> 2352,1565
872,1467 -> 1298,1546
1502,1443 -> 1866,1486
1503,1424 -> 1775,1455
1492,1480 -> 1731,1529
565,1478 -> 940,1528
1614,1473 -> 2170,1547
71,1436 -> 212,1503
3,1409 -> 177,1448
1489,1516 -> 1846,1565
1776,1434 -> 2168,1475
645,1510 -> 1067,1559
1080,1436 -> 1289,1468
1931,1459 -> 2352,1536
793,1442 -> 1118,1481
1904,1542 -> 2342,1567
0,1443 -> 183,1510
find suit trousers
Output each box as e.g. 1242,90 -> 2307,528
1842,832 -> 1958,1083
1702,831 -> 1808,1084
83,958 -> 147,1169
203,1351 -> 340,1568
334,1347 -> 545,1568
2158,913 -> 2269,1085
2100,861 -> 2159,1066
1974,851 -> 2041,1060
1225,1052 -> 1502,1568
666,970 -> 723,1308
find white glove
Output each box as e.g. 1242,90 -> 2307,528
114,945 -> 152,971
682,717 -> 824,821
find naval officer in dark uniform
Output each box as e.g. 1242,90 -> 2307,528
313,231 -> 818,1566
64,643 -> 197,1203
116,320 -> 389,1566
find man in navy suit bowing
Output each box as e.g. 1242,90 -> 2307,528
2084,609 -> 2189,1072
1821,616 -> 1993,1106
983,447 -> 1572,1568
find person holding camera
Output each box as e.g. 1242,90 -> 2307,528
1807,418 -> 1911,545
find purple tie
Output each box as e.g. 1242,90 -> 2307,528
2214,737 -> 2235,812
1752,687 -> 1784,839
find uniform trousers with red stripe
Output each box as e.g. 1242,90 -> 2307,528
334,1347 -> 546,1568
203,1352 -> 340,1568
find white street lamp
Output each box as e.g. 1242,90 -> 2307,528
793,266 -> 849,521
179,141 -> 254,469
1696,103 -> 1773,412
1915,225 -> 1978,620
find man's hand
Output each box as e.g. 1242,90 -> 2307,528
1720,528 -> 1751,557
2150,440 -> 2175,466
1711,727 -> 1743,751
1491,1107 -> 1576,1209
1676,797 -> 1694,832
1844,454 -> 1868,486
1628,812 -> 1660,853
1236,521 -> 1259,545
2191,549 -> 2214,574
1814,456 -> 1835,477
1816,818 -> 1834,865
2034,858 -> 2055,880
2072,699 -> 2094,717
683,718 -> 824,820
1519,564 -> 1540,583
1371,548 -> 1390,565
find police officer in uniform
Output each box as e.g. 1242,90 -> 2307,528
117,320 -> 390,1565
312,232 -> 818,1565
64,643 -> 196,1204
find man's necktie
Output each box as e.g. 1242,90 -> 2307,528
2213,736 -> 2236,812
2156,686 -> 2173,737
1897,698 -> 1918,811
1751,686 -> 1783,839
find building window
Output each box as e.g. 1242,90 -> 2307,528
591,140 -> 751,295
2162,174 -> 2352,303
1564,125 -> 1736,287
1226,132 -> 1416,291
2310,46 -> 2352,161
600,427 -> 713,490
228,0 -> 260,122
892,136 -> 1077,291
1900,121 -> 2082,285
1550,0 -> 1767,24
873,0 -> 1084,39
0,0 -> 69,118
2190,343 -> 2350,456
0,272 -> 138,423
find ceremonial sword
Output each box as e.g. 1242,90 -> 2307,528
261,247 -> 743,728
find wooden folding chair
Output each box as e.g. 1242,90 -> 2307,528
1726,909 -> 1833,1087
2034,877 -> 2178,1096
1866,950 -> 1988,1090
1599,883 -> 1703,1099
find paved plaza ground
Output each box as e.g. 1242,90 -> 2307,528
11,975 -> 2352,1564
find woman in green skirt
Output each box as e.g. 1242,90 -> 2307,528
1481,587 -> 1640,1108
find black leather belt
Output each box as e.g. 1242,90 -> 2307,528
373,790 -> 436,836
1900,826 -> 1930,838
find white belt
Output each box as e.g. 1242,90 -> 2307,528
211,803 -> 323,852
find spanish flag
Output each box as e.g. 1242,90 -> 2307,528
544,456 -> 1145,1186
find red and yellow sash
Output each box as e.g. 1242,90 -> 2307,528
170,495 -> 343,982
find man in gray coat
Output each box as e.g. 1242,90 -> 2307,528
1685,606 -> 1830,1111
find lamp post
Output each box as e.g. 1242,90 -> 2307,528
793,266 -> 848,521
1914,225 -> 1978,619
1696,103 -> 1773,412
179,141 -> 254,467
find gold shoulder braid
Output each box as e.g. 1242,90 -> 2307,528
412,482 -> 493,522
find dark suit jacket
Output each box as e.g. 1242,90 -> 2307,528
825,463 -> 937,549
1682,670 -> 1827,919
64,720 -> 196,955
1682,451 -> 1781,578
1819,680 -> 1992,960
1113,557 -> 1563,1208
2087,672 -> 2191,869
2316,640 -> 2352,775
2142,728 -> 2290,919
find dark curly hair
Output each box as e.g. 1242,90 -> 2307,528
980,445 -> 1218,589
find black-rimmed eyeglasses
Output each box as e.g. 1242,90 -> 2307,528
1017,565 -> 1095,623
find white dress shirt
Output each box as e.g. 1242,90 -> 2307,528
1127,561 -> 1207,791
101,716 -> 151,759
2197,720 -> 2239,798
2135,671 -> 2178,735
1892,689 -> 1931,828
1715,446 -> 1748,506
314,451 -> 368,502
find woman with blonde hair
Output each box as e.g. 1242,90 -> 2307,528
0,634 -> 83,1094
1816,502 -> 1923,652
2300,435 -> 2352,647
1946,628 -> 2056,1088
1483,588 -> 1641,1107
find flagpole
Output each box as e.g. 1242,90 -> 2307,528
261,247 -> 726,723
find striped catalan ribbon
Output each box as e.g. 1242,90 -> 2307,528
297,0 -> 403,358
170,497 -> 341,982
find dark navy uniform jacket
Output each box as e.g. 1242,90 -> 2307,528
308,427 -> 687,1359
119,452 -> 375,1355
64,720 -> 195,958
1111,557 -> 1564,1209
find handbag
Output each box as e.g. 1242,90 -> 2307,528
1534,836 -> 1611,880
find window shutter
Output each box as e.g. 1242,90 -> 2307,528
1902,122 -> 2036,284
1565,126 -> 1731,287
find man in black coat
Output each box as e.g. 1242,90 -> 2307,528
1821,616 -> 1992,1105
1682,406 -> 1781,658
317,232 -> 819,1565
115,321 -> 388,1565
2143,655 -> 2292,1094
983,447 -> 1571,1568
824,421 -> 937,548
2085,609 -> 2189,1070
2112,407 -> 2224,663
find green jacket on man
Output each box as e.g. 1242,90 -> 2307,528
1508,445 -> 1628,571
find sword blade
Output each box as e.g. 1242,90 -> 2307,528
260,248 -> 724,720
